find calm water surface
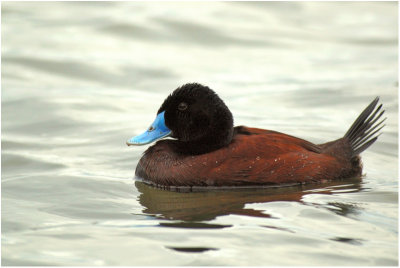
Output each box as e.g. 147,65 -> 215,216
2,2 -> 398,266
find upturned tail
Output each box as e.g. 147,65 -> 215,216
344,97 -> 386,157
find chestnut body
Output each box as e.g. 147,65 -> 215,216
136,126 -> 362,187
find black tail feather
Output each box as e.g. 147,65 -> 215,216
344,97 -> 385,157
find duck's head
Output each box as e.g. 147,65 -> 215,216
127,83 -> 234,154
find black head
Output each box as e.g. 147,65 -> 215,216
157,83 -> 234,155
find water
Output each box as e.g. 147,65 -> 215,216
2,2 -> 398,266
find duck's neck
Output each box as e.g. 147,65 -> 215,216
172,125 -> 234,155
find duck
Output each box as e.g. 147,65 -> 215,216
127,83 -> 385,189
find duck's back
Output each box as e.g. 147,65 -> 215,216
135,126 -> 359,188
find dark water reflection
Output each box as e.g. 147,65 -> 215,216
135,178 -> 363,223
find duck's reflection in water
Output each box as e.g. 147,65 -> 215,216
135,178 -> 363,228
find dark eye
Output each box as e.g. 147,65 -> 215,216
178,102 -> 188,111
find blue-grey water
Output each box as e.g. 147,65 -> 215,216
2,2 -> 398,266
